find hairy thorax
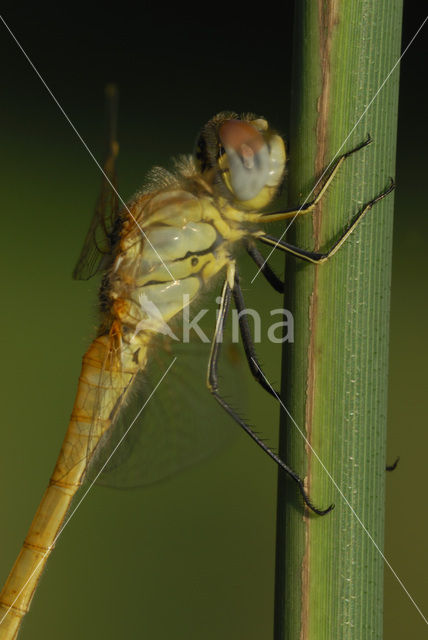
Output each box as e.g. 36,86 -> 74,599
101,174 -> 249,351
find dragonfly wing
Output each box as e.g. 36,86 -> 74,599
85,321 -> 248,488
73,86 -> 120,281
51,321 -> 141,489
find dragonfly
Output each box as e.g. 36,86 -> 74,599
0,86 -> 394,639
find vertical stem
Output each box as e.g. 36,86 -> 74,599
274,2 -> 403,639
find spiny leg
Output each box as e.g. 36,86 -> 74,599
245,240 -> 284,293
231,267 -> 280,397
386,457 -> 400,471
207,274 -> 333,516
255,179 -> 395,264
258,135 -> 373,224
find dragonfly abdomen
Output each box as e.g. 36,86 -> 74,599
51,335 -> 140,486
0,333 -> 142,636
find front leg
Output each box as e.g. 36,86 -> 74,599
254,179 -> 395,264
255,135 -> 373,225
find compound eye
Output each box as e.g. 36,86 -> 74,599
219,119 -> 270,200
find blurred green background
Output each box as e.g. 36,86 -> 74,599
0,4 -> 426,639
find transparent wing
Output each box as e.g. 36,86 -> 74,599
73,85 -> 121,281
49,322 -> 140,491
85,305 -> 248,489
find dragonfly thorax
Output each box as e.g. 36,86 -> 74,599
97,112 -> 286,352
102,186 -> 244,347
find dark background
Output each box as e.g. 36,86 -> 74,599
0,4 -> 426,639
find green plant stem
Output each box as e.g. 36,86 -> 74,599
274,2 -> 403,639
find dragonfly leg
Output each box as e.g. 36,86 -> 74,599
231,267 -> 280,398
254,179 -> 395,264
386,457 -> 400,471
207,275 -> 333,516
245,240 -> 284,293
258,135 -> 373,224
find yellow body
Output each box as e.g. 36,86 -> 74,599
0,109 -> 389,638
0,160 -> 266,639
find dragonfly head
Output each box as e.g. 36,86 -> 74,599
194,112 -> 286,210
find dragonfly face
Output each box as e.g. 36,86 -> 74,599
194,112 -> 286,211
